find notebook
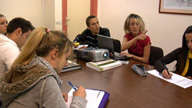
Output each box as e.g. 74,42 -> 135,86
97,34 -> 130,60
67,88 -> 110,108
86,59 -> 122,72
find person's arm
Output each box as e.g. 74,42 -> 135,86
133,43 -> 150,63
121,37 -> 137,51
71,86 -> 87,108
161,69 -> 173,79
3,44 -> 20,69
41,76 -> 87,108
73,34 -> 81,43
155,48 -> 181,75
74,29 -> 88,44
121,43 -> 150,63
121,32 -> 147,51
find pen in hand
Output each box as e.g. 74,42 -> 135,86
68,81 -> 77,90
164,63 -> 170,75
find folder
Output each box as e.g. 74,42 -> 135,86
98,90 -> 110,108
61,60 -> 82,73
66,88 -> 110,108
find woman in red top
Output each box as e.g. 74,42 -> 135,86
121,13 -> 151,63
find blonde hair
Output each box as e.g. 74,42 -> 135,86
7,26 -> 73,82
124,13 -> 145,34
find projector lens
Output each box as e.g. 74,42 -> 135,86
103,53 -> 108,58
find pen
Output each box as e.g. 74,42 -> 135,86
68,81 -> 77,90
164,63 -> 170,75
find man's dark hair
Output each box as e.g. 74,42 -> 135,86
86,15 -> 96,26
7,17 -> 34,34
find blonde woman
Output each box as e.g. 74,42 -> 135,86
0,27 -> 87,108
121,13 -> 151,63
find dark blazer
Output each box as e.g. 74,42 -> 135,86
74,27 -> 110,47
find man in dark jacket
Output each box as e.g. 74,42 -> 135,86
74,15 -> 110,47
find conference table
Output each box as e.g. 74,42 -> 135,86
59,59 -> 192,108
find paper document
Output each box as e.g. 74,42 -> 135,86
148,69 -> 192,89
66,88 -> 105,108
73,44 -> 88,50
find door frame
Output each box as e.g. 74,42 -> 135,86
62,0 -> 67,34
62,0 -> 98,35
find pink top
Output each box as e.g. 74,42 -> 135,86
124,33 -> 151,57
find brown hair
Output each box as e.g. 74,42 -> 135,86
7,26 -> 73,83
86,15 -> 97,26
7,17 -> 34,34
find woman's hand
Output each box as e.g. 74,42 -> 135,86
135,30 -> 148,41
73,86 -> 86,98
161,69 -> 173,79
186,76 -> 192,79
121,52 -> 134,58
63,93 -> 68,102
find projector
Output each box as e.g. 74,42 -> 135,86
75,48 -> 109,62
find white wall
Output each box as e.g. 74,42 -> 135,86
98,0 -> 192,70
44,0 -> 55,29
55,0 -> 63,31
0,0 -> 61,30
0,0 -> 43,28
67,0 -> 90,41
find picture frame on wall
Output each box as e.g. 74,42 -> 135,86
159,0 -> 192,15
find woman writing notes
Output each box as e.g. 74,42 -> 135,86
121,13 -> 151,63
155,25 -> 192,79
0,27 -> 87,108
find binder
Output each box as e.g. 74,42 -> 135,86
98,90 -> 110,108
67,88 -> 110,108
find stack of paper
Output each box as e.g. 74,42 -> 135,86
86,59 -> 122,72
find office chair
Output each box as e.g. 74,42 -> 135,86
0,100 -> 2,107
113,39 -> 121,53
149,46 -> 164,66
73,34 -> 81,42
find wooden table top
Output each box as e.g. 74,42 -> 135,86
59,59 -> 192,108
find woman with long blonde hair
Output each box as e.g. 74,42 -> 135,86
0,26 -> 87,108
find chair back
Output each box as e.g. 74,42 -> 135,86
73,34 -> 81,42
113,39 -> 121,53
0,100 -> 2,107
149,46 -> 164,66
